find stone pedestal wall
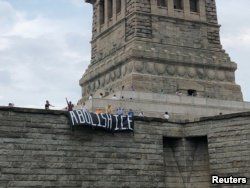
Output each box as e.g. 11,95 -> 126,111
80,0 -> 243,103
0,107 -> 249,187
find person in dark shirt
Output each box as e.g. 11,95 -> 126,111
128,109 -> 134,117
66,98 -> 74,111
45,100 -> 54,110
8,103 -> 14,107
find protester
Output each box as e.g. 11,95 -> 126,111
128,109 -> 134,117
116,107 -> 124,116
164,112 -> 170,120
45,100 -> 54,110
99,93 -> 104,99
82,102 -> 87,111
89,94 -> 93,100
95,108 -> 103,114
112,94 -> 118,100
176,90 -> 182,96
139,111 -> 144,117
8,103 -> 14,107
66,98 -> 74,111
106,104 -> 113,114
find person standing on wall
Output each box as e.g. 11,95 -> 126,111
66,98 -> 74,111
128,109 -> 134,117
106,104 -> 113,114
45,100 -> 54,110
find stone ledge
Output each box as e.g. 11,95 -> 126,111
199,111 -> 250,122
135,111 -> 250,124
133,116 -> 188,124
0,106 -> 249,124
0,106 -> 182,124
0,106 -> 67,116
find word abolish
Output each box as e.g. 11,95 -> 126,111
68,109 -> 134,132
212,175 -> 247,184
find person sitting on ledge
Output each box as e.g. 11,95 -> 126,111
45,100 -> 54,110
99,93 -> 104,99
176,90 -> 182,96
66,98 -> 74,111
139,111 -> 144,117
112,94 -> 118,100
164,112 -> 170,120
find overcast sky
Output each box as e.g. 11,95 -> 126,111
0,0 -> 249,109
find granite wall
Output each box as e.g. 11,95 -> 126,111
80,0 -> 243,102
0,107 -> 249,187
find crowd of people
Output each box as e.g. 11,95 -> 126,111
88,93 -> 170,119
43,94 -> 170,120
4,88 -> 226,121
5,93 -> 170,120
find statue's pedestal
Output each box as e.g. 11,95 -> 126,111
82,91 -> 250,121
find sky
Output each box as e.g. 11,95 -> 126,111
0,0 -> 249,109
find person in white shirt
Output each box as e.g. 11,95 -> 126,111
139,111 -> 144,117
82,102 -> 87,111
164,112 -> 170,120
176,90 -> 182,96
99,93 -> 104,99
89,94 -> 93,100
112,94 -> 118,100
